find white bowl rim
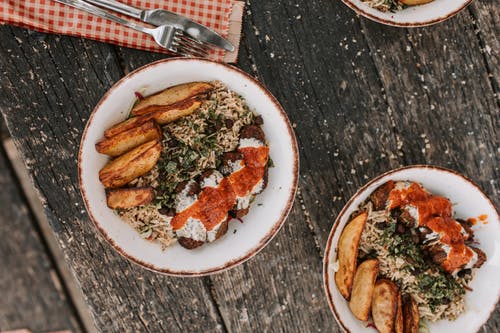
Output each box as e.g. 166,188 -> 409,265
322,164 -> 500,332
340,0 -> 473,27
78,58 -> 299,276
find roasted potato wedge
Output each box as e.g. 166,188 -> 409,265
132,81 -> 213,115
395,292 -> 403,333
349,259 -> 379,321
151,99 -> 202,125
99,140 -> 161,188
96,121 -> 161,157
104,116 -> 149,139
335,212 -> 368,299
403,297 -> 419,333
104,99 -> 202,138
372,279 -> 399,333
399,0 -> 433,5
106,187 -> 154,209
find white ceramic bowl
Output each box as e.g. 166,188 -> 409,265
341,0 -> 472,27
79,58 -> 299,276
323,165 -> 499,332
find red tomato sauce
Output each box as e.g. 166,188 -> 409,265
389,182 -> 474,273
467,217 -> 477,225
171,146 -> 269,232
442,243 -> 474,273
414,196 -> 452,222
388,182 -> 430,209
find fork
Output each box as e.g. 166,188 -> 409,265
53,0 -> 210,57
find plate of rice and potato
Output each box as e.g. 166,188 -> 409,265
323,165 -> 499,333
341,0 -> 472,27
79,58 -> 298,276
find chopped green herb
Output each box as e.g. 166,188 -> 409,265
418,273 -> 464,310
148,84 -> 269,211
377,220 -> 464,312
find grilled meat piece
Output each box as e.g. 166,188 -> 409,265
178,237 -> 204,249
457,268 -> 472,278
175,180 -> 201,196
224,118 -> 234,129
426,244 -> 448,264
175,181 -> 188,193
230,207 -> 249,219
158,207 -> 176,216
253,115 -> 264,125
396,223 -> 407,235
418,226 -> 434,243
240,125 -> 266,143
214,218 -> 229,240
187,182 -> 201,196
370,180 -> 395,211
470,247 -> 487,268
398,209 -> 416,227
199,169 -> 223,189
221,151 -> 244,175
457,218 -> 474,241
261,165 -> 269,192
432,250 -> 448,265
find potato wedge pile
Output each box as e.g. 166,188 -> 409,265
335,212 -> 419,333
96,82 -> 212,209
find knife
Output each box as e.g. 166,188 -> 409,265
84,0 -> 234,51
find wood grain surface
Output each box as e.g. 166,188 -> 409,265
0,144 -> 82,332
0,0 -> 498,332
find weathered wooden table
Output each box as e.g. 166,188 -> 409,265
0,1 -> 498,332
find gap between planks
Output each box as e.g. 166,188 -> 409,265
2,137 -> 96,333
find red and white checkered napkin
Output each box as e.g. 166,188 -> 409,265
0,0 -> 244,62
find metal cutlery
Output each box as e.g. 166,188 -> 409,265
84,0 -> 234,52
53,0 -> 210,57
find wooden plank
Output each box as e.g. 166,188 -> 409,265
0,144 -> 82,332
359,9 -> 498,203
468,0 -> 500,104
0,117 -> 8,140
0,26 -> 225,333
3,138 -> 96,333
